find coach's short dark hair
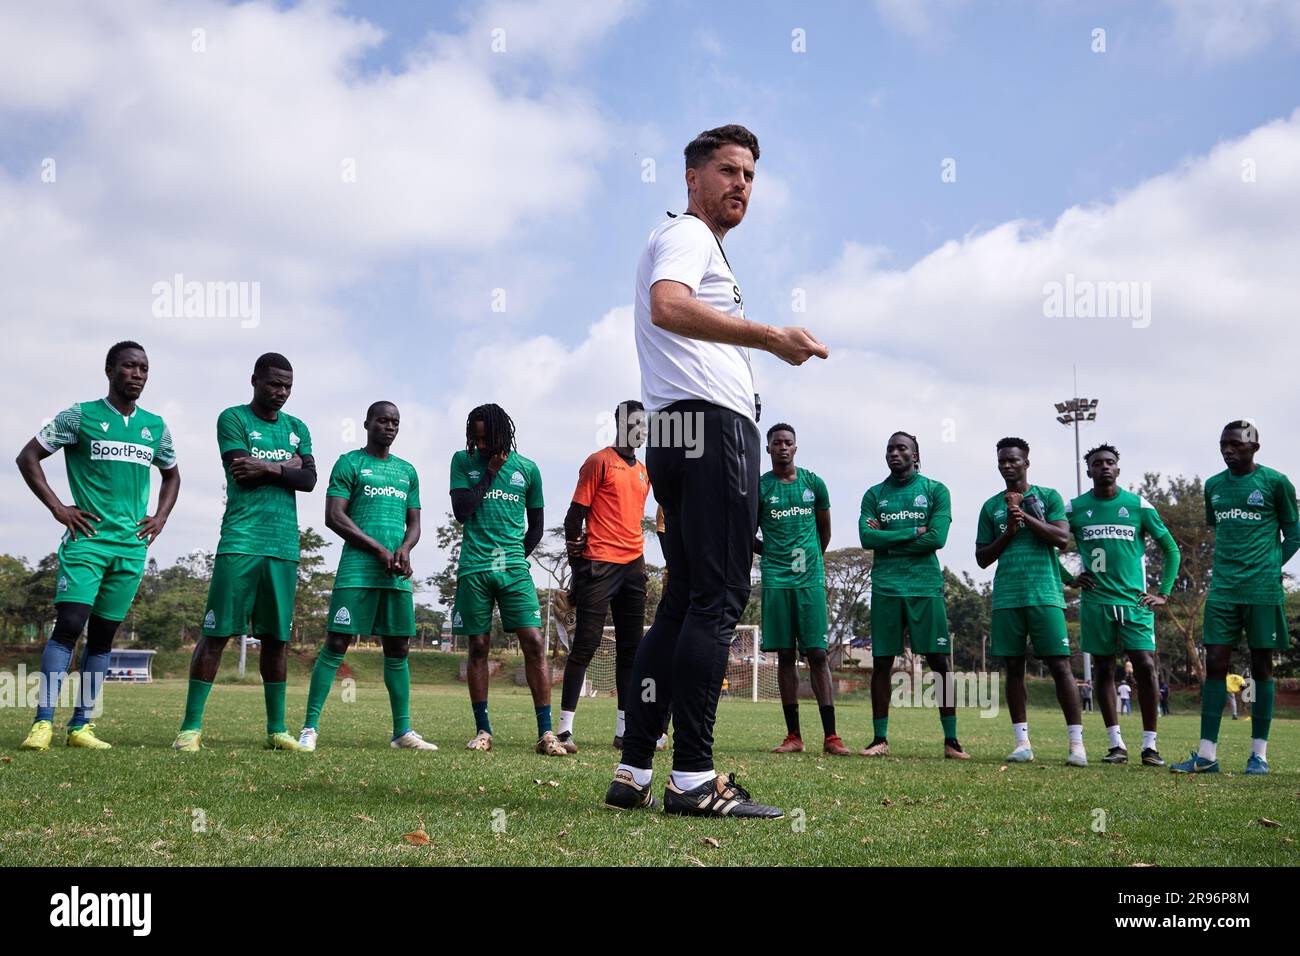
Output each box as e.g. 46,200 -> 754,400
615,399 -> 644,421
1084,443 -> 1119,464
767,422 -> 796,441
997,436 -> 1029,455
106,340 -> 145,367
254,352 -> 293,376
1223,419 -> 1259,443
685,125 -> 760,169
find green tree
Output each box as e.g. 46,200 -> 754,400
1135,473 -> 1212,682
943,568 -> 992,671
823,547 -> 872,667
294,527 -> 334,643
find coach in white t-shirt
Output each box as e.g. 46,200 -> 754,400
606,124 -> 827,819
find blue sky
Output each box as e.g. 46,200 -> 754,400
3,0 -> 1300,589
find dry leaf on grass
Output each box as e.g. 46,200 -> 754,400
880,798 -> 893,807
685,855 -> 706,867
1255,817 -> 1281,828
354,813 -> 376,823
403,829 -> 431,846
701,837 -> 720,848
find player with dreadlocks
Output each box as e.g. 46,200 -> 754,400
449,404 -> 567,755
1060,443 -> 1180,767
858,430 -> 968,759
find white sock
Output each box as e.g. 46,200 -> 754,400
616,709 -> 626,736
1198,739 -> 1217,761
671,769 -> 716,792
1067,724 -> 1083,749
1107,725 -> 1124,749
617,763 -> 652,787
1142,730 -> 1157,751
1252,739 -> 1267,760
1012,722 -> 1029,746
558,710 -> 575,736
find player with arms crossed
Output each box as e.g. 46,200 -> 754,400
18,341 -> 180,751
174,353 -> 317,752
299,401 -> 434,751
451,404 -> 567,756
1061,444 -> 1179,767
975,437 -> 1085,766
1172,421 -> 1298,775
558,400 -> 652,753
859,431 -> 969,760
755,423 -> 848,755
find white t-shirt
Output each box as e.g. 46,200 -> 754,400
633,215 -> 756,421
1117,684 -> 1132,700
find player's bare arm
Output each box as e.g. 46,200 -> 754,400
15,438 -> 100,540
136,462 -> 181,544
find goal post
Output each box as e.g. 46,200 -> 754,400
581,624 -> 778,701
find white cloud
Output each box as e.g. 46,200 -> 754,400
1164,0 -> 1300,61
874,0 -> 968,45
0,0 -> 637,573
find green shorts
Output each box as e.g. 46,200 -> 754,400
1202,601 -> 1289,650
871,594 -> 949,657
761,587 -> 828,651
327,587 -> 416,638
991,605 -> 1071,658
452,567 -> 541,635
1079,603 -> 1154,656
203,553 -> 298,642
54,540 -> 147,621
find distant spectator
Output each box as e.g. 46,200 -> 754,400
1079,679 -> 1093,713
1226,672 -> 1244,720
1159,679 -> 1170,717
1117,680 -> 1132,716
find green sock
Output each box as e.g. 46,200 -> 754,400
1200,678 -> 1227,743
1252,679 -> 1275,742
941,714 -> 957,740
304,648 -> 345,730
384,656 -> 412,739
872,717 -> 888,739
180,679 -> 213,732
264,681 -> 288,735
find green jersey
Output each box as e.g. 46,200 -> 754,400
1205,465 -> 1299,605
215,404 -> 313,562
976,485 -> 1067,610
758,467 -> 830,589
859,472 -> 951,597
36,399 -> 177,550
450,449 -> 543,575
326,450 -> 421,590
1064,489 -> 1174,607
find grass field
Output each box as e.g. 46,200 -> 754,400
1,649 -> 1297,867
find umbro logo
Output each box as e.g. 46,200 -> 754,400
361,469 -> 373,476
769,496 -> 779,503
399,477 -> 409,484
249,431 -> 262,440
203,610 -> 216,628
333,607 -> 351,626
1212,494 -> 1222,504
1086,509 -> 1093,518
468,471 -> 481,481
100,422 -> 109,432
